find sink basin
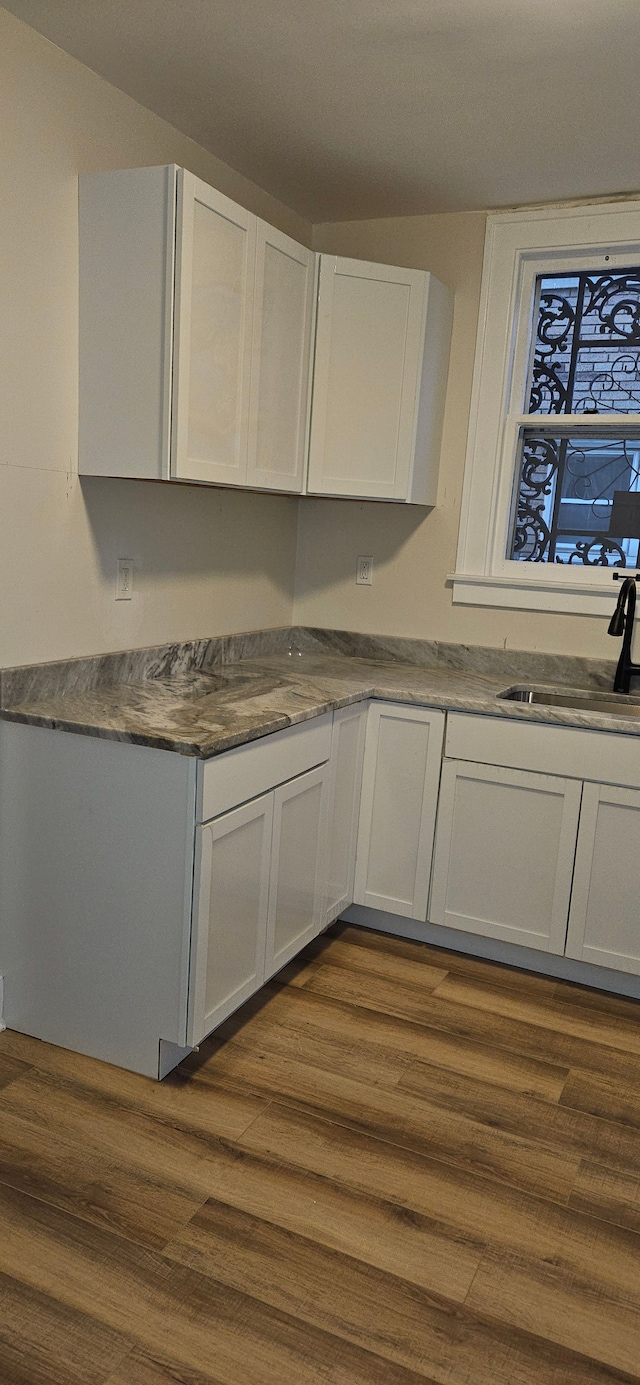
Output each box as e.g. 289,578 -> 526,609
498,685 -> 640,718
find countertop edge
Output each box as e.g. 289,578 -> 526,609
5,674 -> 640,757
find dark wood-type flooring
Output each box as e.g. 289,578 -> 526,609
2,922 -> 640,1383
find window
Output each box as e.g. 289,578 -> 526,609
511,268 -> 640,568
454,201 -> 640,616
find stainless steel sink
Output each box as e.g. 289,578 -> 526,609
498,685 -> 640,717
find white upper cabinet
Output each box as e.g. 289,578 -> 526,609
172,173 -> 256,487
79,169 -> 452,501
79,165 -> 314,492
247,221 -> 316,493
306,256 -> 453,503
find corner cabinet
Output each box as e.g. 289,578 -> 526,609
307,256 -> 453,503
324,702 -> 368,925
354,702 -> 445,918
79,167 -> 453,503
79,165 -> 316,493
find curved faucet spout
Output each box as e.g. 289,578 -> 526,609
608,576 -> 633,637
609,576 -> 640,693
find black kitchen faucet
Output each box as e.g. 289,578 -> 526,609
608,574 -> 640,693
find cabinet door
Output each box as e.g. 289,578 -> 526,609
307,255 -> 428,500
354,703 -> 445,919
172,170 -> 256,487
566,782 -> 640,975
325,703 -> 368,925
188,793 -> 272,1045
247,223 -> 316,493
265,763 -> 329,977
430,760 -> 582,953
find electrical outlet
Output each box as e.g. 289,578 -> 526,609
115,558 -> 134,600
356,555 -> 373,586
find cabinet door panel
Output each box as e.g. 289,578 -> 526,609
247,223 -> 315,493
325,703 -> 368,925
354,703 -> 445,919
265,764 -> 329,977
566,782 -> 640,975
430,760 -> 582,953
173,171 -> 256,487
188,793 -> 272,1045
307,256 -> 428,500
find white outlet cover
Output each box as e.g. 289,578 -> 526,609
115,558 -> 134,600
356,555 -> 373,585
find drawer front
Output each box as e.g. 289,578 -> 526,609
445,712 -> 640,789
198,712 -> 332,822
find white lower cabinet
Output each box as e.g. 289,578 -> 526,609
265,763 -> 330,977
431,714 -> 640,970
11,696 -> 640,1083
324,702 -> 368,925
354,703 -> 445,919
189,759 -> 329,1044
565,781 -> 640,976
429,759 -> 583,953
189,793 -> 273,1046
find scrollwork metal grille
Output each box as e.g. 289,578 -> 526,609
528,270 -> 640,417
509,268 -> 640,566
511,431 -> 640,566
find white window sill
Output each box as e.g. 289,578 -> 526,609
450,572 -> 628,617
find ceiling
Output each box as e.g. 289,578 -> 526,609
5,0 -> 640,222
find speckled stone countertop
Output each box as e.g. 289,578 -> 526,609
1,626 -> 639,757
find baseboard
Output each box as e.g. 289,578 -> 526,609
340,905 -> 640,1001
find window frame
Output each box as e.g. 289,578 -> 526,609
453,199 -> 640,616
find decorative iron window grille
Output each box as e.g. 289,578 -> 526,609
509,269 -> 640,566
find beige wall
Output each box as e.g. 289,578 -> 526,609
294,212 -> 623,659
3,5 -> 630,669
0,9 -> 308,667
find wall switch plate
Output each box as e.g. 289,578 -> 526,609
115,558 -> 134,600
356,555 -> 373,585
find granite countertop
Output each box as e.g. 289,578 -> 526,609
2,627 -> 640,756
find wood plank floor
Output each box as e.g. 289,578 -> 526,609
2,924 -> 640,1383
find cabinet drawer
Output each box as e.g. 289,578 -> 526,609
198,713 -> 332,822
445,712 -> 640,789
